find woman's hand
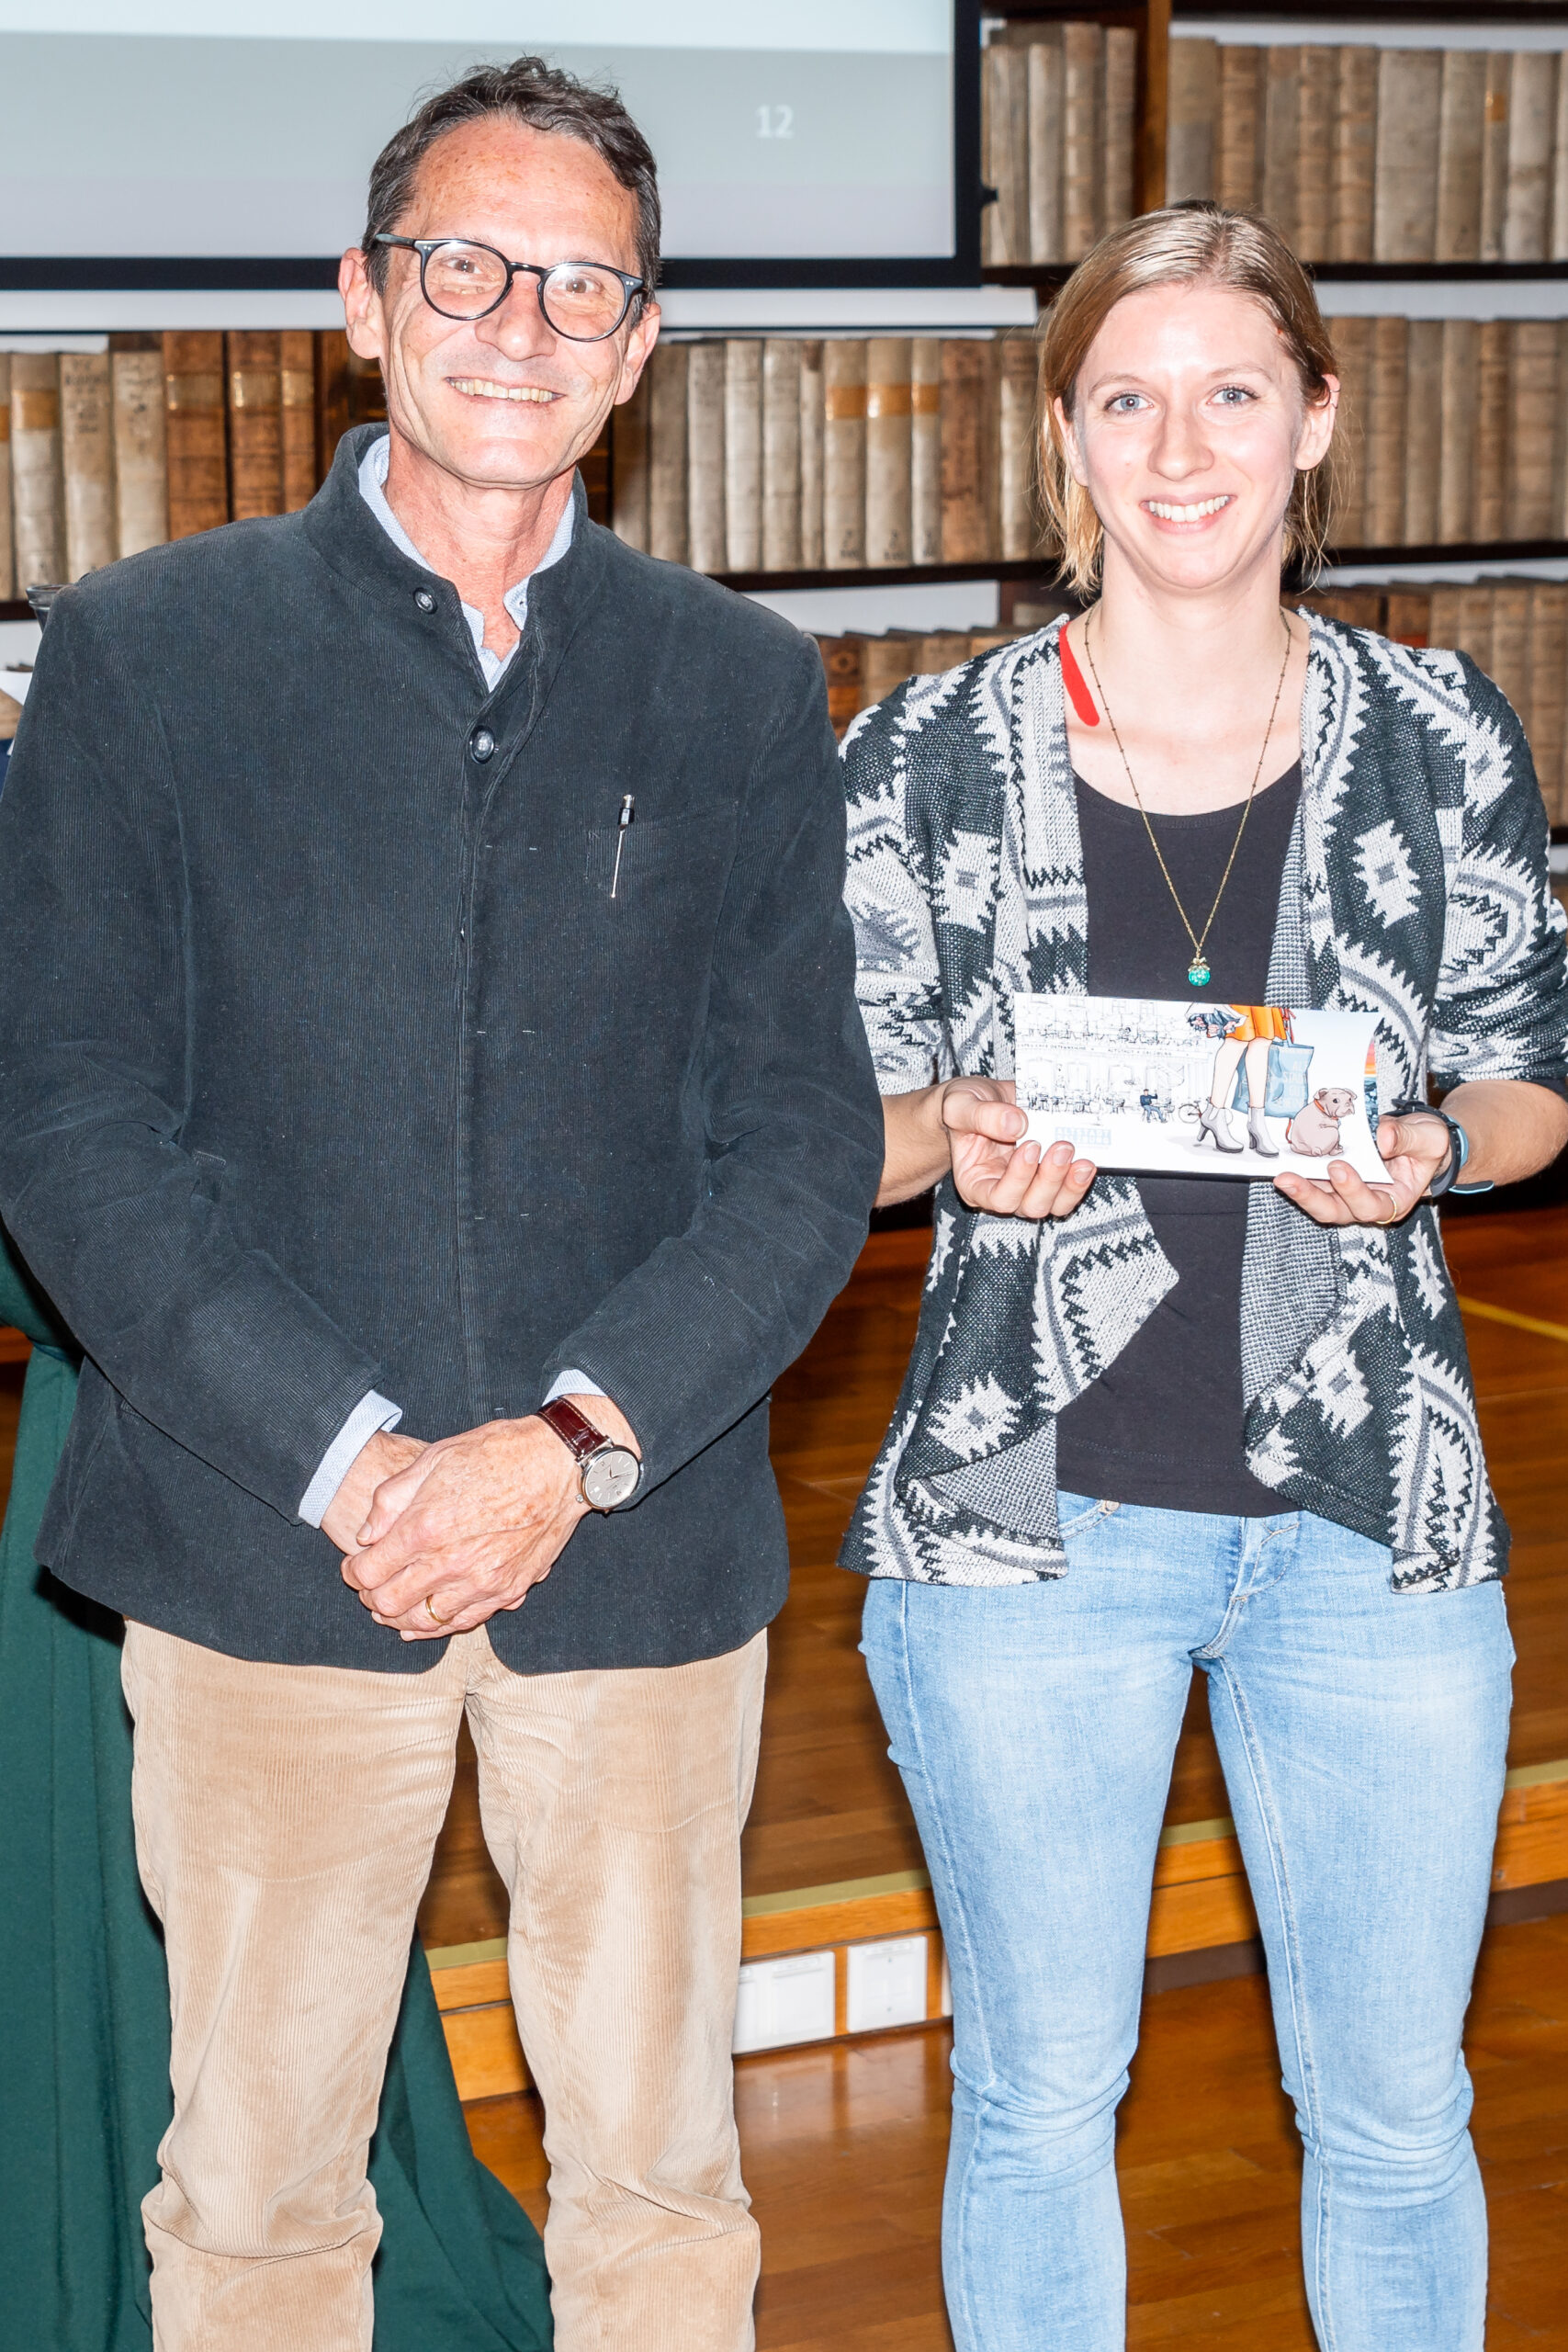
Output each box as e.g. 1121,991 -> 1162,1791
941,1077 -> 1098,1219
1273,1110 -> 1454,1228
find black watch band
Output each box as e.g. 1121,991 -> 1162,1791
1384,1098 -> 1489,1200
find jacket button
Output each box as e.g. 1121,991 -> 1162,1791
413,589 -> 436,613
470,729 -> 496,762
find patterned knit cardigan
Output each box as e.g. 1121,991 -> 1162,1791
840,614 -> 1568,1593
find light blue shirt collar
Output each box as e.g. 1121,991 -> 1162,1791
356,429 -> 575,688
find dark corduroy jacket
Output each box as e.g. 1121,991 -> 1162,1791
0,428 -> 882,1671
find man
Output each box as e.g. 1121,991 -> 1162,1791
0,56 -> 881,2352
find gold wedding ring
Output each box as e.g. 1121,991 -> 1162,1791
424,1592 -> 449,1628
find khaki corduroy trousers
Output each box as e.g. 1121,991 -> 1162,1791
120,1619 -> 767,2352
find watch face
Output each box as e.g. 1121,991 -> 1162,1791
583,1446 -> 641,1511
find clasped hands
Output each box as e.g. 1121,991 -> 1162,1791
938,1076 -> 1452,1228
322,1396 -> 637,1641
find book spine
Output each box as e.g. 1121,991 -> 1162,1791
1261,45 -> 1303,252
1455,582 -> 1495,675
859,630 -> 924,709
109,342 -> 168,560
10,350 -> 66,585
1330,46 -> 1378,264
1364,316 -> 1409,548
226,331 -> 283,522
1489,581 -> 1532,724
1166,36 -> 1218,205
1026,35 -> 1065,263
1403,321 -> 1444,548
823,341 -> 867,571
1327,315 -> 1371,548
1101,27 -> 1137,233
279,330 -> 316,514
940,339 -> 990,563
911,338 -> 942,568
798,342 -> 825,571
647,343 -> 689,566
1373,50 -> 1442,265
1062,22 -> 1103,261
997,332 -> 1039,563
1436,50 -> 1487,264
815,633 -> 863,735
1480,54 -> 1511,264
761,340 -> 801,573
611,368 -> 650,552
1473,322 -> 1510,542
1554,65 -> 1568,261
1528,582 -> 1568,821
60,351 -> 117,580
1216,45 -> 1260,213
723,339 -> 762,573
1504,51 -> 1557,264
1557,321 -> 1568,540
686,342 -> 727,575
313,330 -> 350,487
982,42 -> 1028,267
1382,588 -> 1432,647
865,336 -> 913,569
1507,319 -> 1558,538
1438,319 -> 1479,544
0,356 -> 11,600
164,332 -> 228,540
1427,583 -> 1468,656
346,353 -> 387,432
1296,44 -> 1336,263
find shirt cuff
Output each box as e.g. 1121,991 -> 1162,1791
543,1369 -> 606,1403
298,1389 -> 403,1527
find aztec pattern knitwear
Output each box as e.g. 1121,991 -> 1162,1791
840,615 -> 1568,1595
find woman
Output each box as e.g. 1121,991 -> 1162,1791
840,205 -> 1568,2352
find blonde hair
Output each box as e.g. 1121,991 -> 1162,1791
1036,203 -> 1341,594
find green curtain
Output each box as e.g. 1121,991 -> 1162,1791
0,1232 -> 552,2350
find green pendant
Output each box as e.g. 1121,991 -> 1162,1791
1188,959 -> 1211,987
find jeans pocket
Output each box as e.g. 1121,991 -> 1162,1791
1055,1490 -> 1118,1540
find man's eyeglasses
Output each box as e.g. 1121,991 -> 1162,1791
372,234 -> 645,343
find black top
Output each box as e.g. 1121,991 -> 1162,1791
0,429 -> 883,1672
1054,763 -> 1303,1517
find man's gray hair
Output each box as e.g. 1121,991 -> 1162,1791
363,54 -> 661,300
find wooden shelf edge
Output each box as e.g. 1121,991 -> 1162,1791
988,261 -> 1568,288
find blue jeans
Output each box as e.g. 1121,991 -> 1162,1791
861,1498 -> 1513,2352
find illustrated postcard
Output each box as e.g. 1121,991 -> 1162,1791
1011,994 -> 1386,1182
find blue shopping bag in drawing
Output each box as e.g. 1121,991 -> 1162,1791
1231,1041 -> 1314,1117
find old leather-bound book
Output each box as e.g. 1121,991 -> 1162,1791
1330,46 -> 1378,263
1295,45 -> 1335,262
1527,582 -> 1568,819
1455,582 -> 1495,674
1373,51 -> 1442,262
1102,27 -> 1137,232
1436,51 -> 1487,263
761,340 -> 801,573
1402,321 -> 1443,548
11,350 -> 66,585
646,342 -> 689,566
1364,316 -> 1409,546
864,337 -> 912,569
1427,583 -> 1467,656
110,337 -> 167,559
857,631 -> 922,708
1166,36 -> 1218,203
1480,54 -> 1511,263
723,339 -> 762,573
1216,45 -> 1260,211
1382,588 -> 1431,647
1062,21 -> 1102,259
60,352 -> 117,579
823,341 -> 867,571
313,330 -> 349,478
684,341 -> 727,574
911,339 -> 942,567
1027,33 -> 1065,261
1488,580 -> 1532,725
998,333 -> 1039,562
225,332 -> 283,521
1554,68 -> 1568,258
1438,319 -> 1480,544
163,333 -> 228,539
1504,51 -> 1557,262
981,39 -> 1029,266
279,331 -> 316,514
1261,46 -> 1303,249
0,356 -> 12,599
1473,322 -> 1510,542
919,631 -> 974,673
798,341 -> 825,571
1326,314 -> 1371,548
815,632 -> 862,734
1506,320 -> 1558,539
611,368 -> 649,552
940,338 -> 992,564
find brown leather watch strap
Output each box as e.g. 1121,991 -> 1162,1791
537,1396 -> 605,1464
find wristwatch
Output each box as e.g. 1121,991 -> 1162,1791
536,1396 -> 643,1511
1385,1098 -> 1494,1200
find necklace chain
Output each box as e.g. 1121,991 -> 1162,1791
1080,610 -> 1294,988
